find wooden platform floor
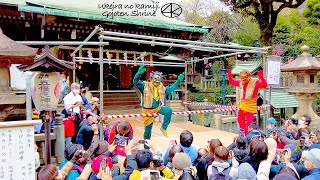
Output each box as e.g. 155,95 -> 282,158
108,115 -> 237,153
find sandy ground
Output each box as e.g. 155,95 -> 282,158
107,114 -> 237,153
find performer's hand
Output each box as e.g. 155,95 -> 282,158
227,69 -> 232,76
257,70 -> 264,78
177,74 -> 185,82
137,65 -> 146,74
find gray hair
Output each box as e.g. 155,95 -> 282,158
70,83 -> 80,89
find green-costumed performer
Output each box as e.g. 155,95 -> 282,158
133,65 -> 184,139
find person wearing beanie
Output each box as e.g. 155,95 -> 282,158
301,149 -> 320,180
236,163 -> 256,180
172,153 -> 192,178
266,117 -> 277,130
245,122 -> 261,142
232,137 -> 249,164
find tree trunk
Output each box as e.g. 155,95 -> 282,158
260,25 -> 273,47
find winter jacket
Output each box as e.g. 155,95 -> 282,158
207,158 -> 239,179
302,168 -> 320,180
233,147 -> 249,164
63,117 -> 75,137
164,144 -> 198,165
278,126 -> 298,145
75,124 -> 100,150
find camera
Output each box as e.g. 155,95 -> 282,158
114,135 -> 128,146
100,158 -> 107,169
138,139 -> 147,144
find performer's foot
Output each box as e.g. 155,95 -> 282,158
160,127 -> 169,138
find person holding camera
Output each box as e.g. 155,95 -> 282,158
75,116 -> 100,150
129,140 -> 178,180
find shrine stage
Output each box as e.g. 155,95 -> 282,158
121,117 -> 237,153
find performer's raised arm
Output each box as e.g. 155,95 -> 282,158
227,69 -> 240,87
256,70 -> 267,88
165,74 -> 184,94
133,65 -> 146,93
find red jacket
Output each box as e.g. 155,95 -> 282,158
63,116 -> 75,137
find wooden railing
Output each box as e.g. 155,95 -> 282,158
200,77 -> 219,90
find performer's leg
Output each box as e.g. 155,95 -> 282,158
158,106 -> 172,137
237,109 -> 246,134
144,122 -> 153,140
246,112 -> 254,127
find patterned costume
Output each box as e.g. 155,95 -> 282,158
228,69 -> 267,135
133,65 -> 184,139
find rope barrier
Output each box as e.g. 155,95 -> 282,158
104,103 -> 270,119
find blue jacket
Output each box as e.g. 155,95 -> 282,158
302,168 -> 320,180
59,159 -> 80,180
163,144 -> 198,165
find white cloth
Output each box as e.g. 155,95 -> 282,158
63,92 -> 83,113
257,160 -> 272,180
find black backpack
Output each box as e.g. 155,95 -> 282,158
208,166 -> 233,180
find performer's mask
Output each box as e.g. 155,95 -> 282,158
150,71 -> 163,87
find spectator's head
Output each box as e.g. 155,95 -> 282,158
302,149 -> 320,170
90,97 -> 100,106
95,141 -> 109,156
266,117 -> 277,130
37,164 -> 60,180
172,153 -> 192,175
249,140 -> 268,165
264,138 -> 277,153
285,117 -> 298,131
214,146 -> 229,163
87,116 -> 98,125
80,88 -> 86,96
310,128 -> 320,144
65,144 -> 84,161
248,122 -> 259,132
235,136 -> 247,150
237,163 -> 257,180
70,83 -> 80,95
178,171 -> 196,180
299,114 -> 312,127
239,69 -> 251,85
135,149 -> 153,169
208,139 -> 223,154
267,127 -> 278,139
117,121 -> 131,136
297,128 -> 310,140
198,148 -> 208,159
168,145 -> 184,163
180,130 -> 193,147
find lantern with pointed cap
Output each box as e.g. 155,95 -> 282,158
281,45 -> 320,124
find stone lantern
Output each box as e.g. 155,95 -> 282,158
281,45 -> 320,125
